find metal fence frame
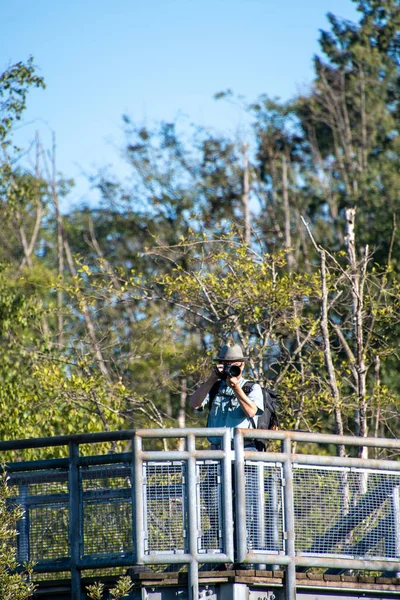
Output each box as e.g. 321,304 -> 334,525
235,428 -> 400,600
2,428 -> 400,600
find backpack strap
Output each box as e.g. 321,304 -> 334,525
242,381 -> 255,395
243,382 -> 278,429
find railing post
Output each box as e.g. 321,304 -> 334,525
390,485 -> 400,577
282,436 -> 296,600
69,441 -> 81,600
234,428 -> 247,564
187,433 -> 199,600
133,433 -> 145,565
130,434 -> 137,564
17,481 -> 30,565
222,428 -> 234,563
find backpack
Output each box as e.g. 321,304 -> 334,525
208,380 -> 280,451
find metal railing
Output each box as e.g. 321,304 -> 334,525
2,428 -> 400,600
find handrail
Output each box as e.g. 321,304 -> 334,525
2,428 -> 400,600
3,426 -> 400,450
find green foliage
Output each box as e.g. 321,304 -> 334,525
0,57 -> 45,146
0,472 -> 36,600
86,576 -> 133,600
294,0 -> 400,263
0,1 -> 400,449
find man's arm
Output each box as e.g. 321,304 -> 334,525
228,378 -> 261,418
190,371 -> 219,409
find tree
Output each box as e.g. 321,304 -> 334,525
295,0 -> 400,264
0,57 -> 45,147
97,224 -> 400,446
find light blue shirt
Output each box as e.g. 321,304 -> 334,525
201,378 -> 264,445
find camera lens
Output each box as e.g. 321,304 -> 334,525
228,365 -> 241,377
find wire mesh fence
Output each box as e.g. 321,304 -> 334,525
9,470 -> 70,563
29,503 -> 70,561
3,429 -> 400,588
293,466 -> 400,561
81,465 -> 133,557
143,461 -> 186,555
244,461 -> 284,554
197,460 -> 223,553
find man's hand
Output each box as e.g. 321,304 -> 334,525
228,375 -> 258,418
227,375 -> 240,389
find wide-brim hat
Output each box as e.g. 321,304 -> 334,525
213,344 -> 248,362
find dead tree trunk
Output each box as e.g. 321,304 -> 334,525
345,208 -> 368,471
282,152 -> 294,271
178,378 -> 187,451
242,143 -> 251,246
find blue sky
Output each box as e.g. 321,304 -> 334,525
1,0 -> 360,209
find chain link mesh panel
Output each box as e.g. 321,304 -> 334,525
30,504 -> 70,560
143,461 -> 186,555
197,460 -> 223,553
81,465 -> 133,557
9,471 -> 69,563
244,462 -> 284,554
293,466 -> 400,560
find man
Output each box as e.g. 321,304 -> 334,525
190,344 -> 264,568
190,343 -> 264,448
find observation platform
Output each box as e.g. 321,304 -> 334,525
2,428 -> 400,600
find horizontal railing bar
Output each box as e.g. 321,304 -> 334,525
32,555 -> 136,572
295,556 -> 400,571
243,450 -> 400,471
3,428 -> 400,451
240,429 -> 400,450
32,559 -> 72,573
8,462 -> 131,483
78,555 -> 135,569
8,469 -> 69,483
12,493 -> 69,506
7,449 -> 398,474
6,454 -> 132,474
11,485 -> 185,507
244,554 -> 291,565
140,554 -> 194,565
139,450 -> 225,461
292,454 -> 400,471
0,427 -> 227,452
135,427 -> 228,438
194,554 -> 234,563
79,453 -> 132,467
32,553 -> 400,572
80,466 -> 131,478
82,488 -> 131,502
0,430 -> 136,451
5,458 -> 70,472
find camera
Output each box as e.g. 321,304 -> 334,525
216,364 -> 241,380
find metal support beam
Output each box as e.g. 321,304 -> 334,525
68,442 -> 81,600
187,433 -> 199,600
282,437 -> 296,600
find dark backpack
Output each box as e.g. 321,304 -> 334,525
208,380 -> 280,451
